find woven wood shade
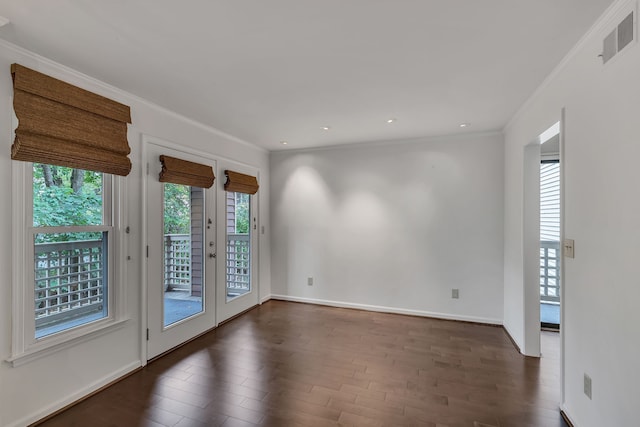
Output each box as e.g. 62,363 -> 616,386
159,155 -> 215,188
224,170 -> 259,194
10,63 -> 132,176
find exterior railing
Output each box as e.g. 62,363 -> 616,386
34,233 -> 248,330
540,240 -> 560,303
35,239 -> 106,330
226,233 -> 250,296
164,234 -> 191,292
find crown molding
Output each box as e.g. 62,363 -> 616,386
504,0 -> 637,133
0,38 -> 267,153
271,129 -> 504,155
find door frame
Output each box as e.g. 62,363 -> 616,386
522,111 -> 566,406
141,135 -> 218,362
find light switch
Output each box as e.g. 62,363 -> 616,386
563,239 -> 575,258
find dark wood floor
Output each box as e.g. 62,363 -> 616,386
37,301 -> 567,427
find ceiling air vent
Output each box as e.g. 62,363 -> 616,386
602,11 -> 635,64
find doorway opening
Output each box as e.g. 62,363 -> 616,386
540,127 -> 561,330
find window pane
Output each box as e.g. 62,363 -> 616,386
35,231 -> 108,338
226,192 -> 251,301
33,164 -> 103,227
163,184 -> 204,327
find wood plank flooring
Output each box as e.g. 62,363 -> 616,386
36,301 -> 567,427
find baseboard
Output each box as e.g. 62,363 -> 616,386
260,294 -> 272,304
502,323 -> 524,354
269,294 -> 502,325
560,404 -> 577,427
11,361 -> 141,427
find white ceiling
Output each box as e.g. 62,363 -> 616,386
0,0 -> 615,151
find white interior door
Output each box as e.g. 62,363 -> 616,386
216,164 -> 259,323
146,143 -> 217,359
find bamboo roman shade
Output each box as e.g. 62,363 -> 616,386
159,155 -> 215,188
224,170 -> 259,194
10,63 -> 132,176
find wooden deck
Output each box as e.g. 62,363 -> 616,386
36,300 -> 566,427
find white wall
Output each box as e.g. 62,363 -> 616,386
503,0 -> 640,424
0,41 -> 270,427
271,133 -> 504,323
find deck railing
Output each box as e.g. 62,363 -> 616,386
164,233 -> 250,297
226,233 -> 250,296
164,234 -> 191,292
540,240 -> 560,303
35,239 -> 106,331
34,233 -> 250,331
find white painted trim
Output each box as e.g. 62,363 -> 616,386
273,130 -> 504,155
558,108 -> 567,408
505,0 -> 637,133
260,295 -> 272,304
10,160 -> 27,361
560,403 -> 579,427
0,39 -> 266,153
502,321 -> 524,354
142,133 -> 261,171
7,319 -> 130,367
113,175 -> 128,333
522,143 -> 542,357
139,135 -> 149,365
270,294 -> 503,325
6,361 -> 141,427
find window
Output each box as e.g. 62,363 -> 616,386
9,162 -> 125,365
33,164 -> 112,338
9,64 -> 131,365
162,183 -> 204,326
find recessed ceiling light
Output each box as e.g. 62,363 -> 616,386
280,141 -> 288,145
460,123 -> 470,128
386,118 -> 397,124
322,126 -> 331,131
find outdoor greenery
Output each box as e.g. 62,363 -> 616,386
32,166 -> 247,241
33,164 -> 104,243
164,183 -> 191,235
235,192 -> 249,234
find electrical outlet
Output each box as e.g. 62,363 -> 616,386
307,277 -> 313,286
564,239 -> 575,258
584,373 -> 592,399
452,289 -> 459,299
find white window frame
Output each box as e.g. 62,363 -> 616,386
8,161 -> 128,367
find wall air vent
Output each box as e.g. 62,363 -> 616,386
601,11 -> 635,64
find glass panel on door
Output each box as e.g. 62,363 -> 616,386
163,183 -> 204,327
225,191 -> 251,301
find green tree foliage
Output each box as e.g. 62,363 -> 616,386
164,183 -> 191,235
33,164 -> 103,243
235,192 -> 250,234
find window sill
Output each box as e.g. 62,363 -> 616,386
6,317 -> 130,368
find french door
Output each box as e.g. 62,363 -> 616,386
146,143 -> 217,359
216,164 -> 259,323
